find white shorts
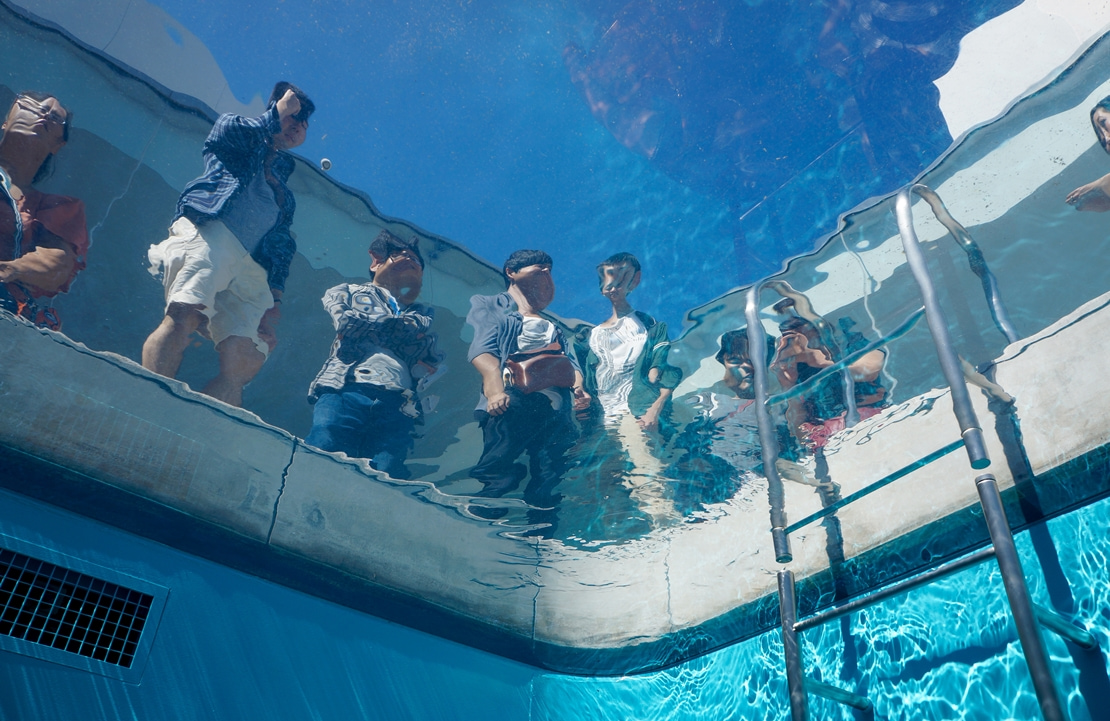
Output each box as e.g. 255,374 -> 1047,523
148,217 -> 273,356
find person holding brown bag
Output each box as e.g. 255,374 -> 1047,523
466,249 -> 590,519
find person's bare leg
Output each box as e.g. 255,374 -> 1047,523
203,335 -> 265,407
141,303 -> 205,378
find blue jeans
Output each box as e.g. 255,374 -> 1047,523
306,386 -> 415,479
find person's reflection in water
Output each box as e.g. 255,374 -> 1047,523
466,250 -> 590,534
305,232 -> 443,479
571,252 -> 683,530
142,82 -> 314,407
771,315 -> 887,450
0,92 -> 88,330
1066,95 -> 1110,211
666,328 -> 777,517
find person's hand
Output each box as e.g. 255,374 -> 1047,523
276,89 -> 301,121
572,385 -> 592,411
1066,174 -> 1110,211
636,408 -> 660,432
0,261 -> 13,283
774,331 -> 807,358
771,332 -> 804,385
772,331 -> 830,386
257,303 -> 281,352
486,390 -> 511,416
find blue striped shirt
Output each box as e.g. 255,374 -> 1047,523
175,104 -> 297,292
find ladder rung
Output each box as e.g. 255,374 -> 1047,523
806,678 -> 873,712
1034,604 -> 1098,650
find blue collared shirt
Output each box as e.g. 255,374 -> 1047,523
175,104 -> 297,292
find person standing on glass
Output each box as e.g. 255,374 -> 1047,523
575,252 -> 681,434
142,81 -> 314,406
467,250 -> 590,518
305,231 -> 443,478
0,92 -> 88,330
570,252 -> 683,526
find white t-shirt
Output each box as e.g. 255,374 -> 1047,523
589,314 -> 648,423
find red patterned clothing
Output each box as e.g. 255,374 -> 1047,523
0,188 -> 89,329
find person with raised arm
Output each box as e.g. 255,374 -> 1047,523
142,81 -> 314,406
1066,95 -> 1110,211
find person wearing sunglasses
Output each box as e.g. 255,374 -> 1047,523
0,92 -> 88,330
305,231 -> 443,478
142,81 -> 315,407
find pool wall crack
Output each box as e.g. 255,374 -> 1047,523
266,442 -> 297,544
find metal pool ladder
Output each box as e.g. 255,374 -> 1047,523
757,184 -> 1100,721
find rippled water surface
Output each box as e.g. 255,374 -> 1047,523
532,495 -> 1110,720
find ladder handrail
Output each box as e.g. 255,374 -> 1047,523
784,439 -> 964,534
794,546 -> 997,632
773,184 -> 1070,721
896,186 -> 992,470
745,283 -> 792,563
906,184 -> 1020,344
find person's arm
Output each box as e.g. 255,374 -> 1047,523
770,332 -> 832,388
636,387 -> 672,432
568,330 -> 600,412
205,105 -> 283,166
472,352 -> 510,416
205,89 -> 298,184
846,349 -> 885,383
324,286 -> 408,341
0,229 -> 76,293
1066,172 -> 1110,211
644,318 -> 683,389
390,305 -> 443,372
412,325 -> 446,381
571,369 -> 591,411
553,326 -> 590,411
635,319 -> 678,430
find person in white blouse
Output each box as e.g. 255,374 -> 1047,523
572,252 -> 683,525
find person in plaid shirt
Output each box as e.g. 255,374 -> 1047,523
305,231 -> 443,478
142,81 -> 314,407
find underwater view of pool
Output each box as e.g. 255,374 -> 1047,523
534,493 -> 1110,720
1,0 -> 1109,719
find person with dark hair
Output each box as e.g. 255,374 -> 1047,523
576,252 -> 681,433
0,91 -> 88,330
466,250 -> 589,523
771,315 -> 887,449
1066,95 -> 1110,211
708,325 -> 823,487
716,327 -> 776,400
564,252 -> 683,527
142,81 -> 315,406
305,230 -> 442,478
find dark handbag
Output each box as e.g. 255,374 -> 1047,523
504,353 -> 575,394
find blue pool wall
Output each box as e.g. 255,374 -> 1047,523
2,487 -> 1109,720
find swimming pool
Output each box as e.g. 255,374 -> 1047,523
1,0 -> 1109,719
